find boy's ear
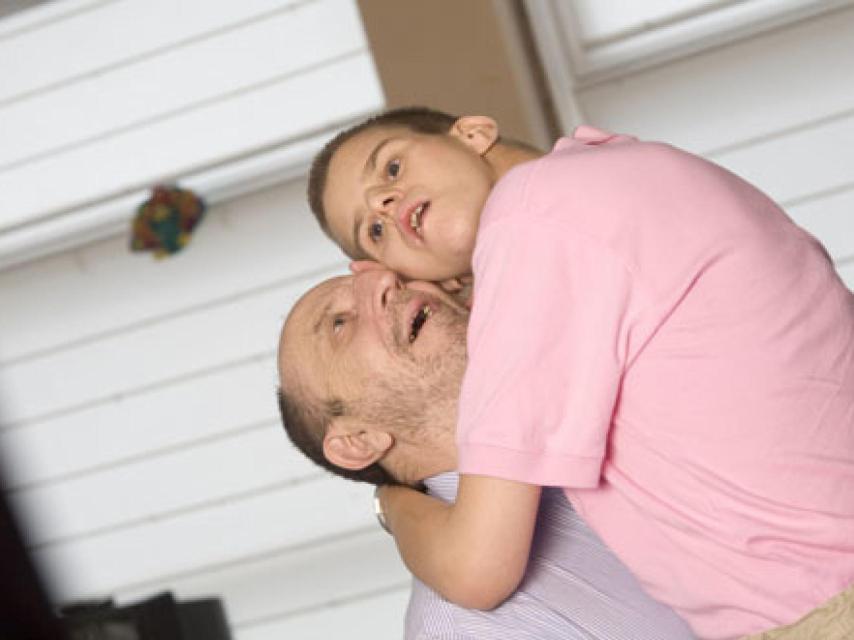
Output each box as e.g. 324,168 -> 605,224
322,420 -> 394,471
451,116 -> 499,155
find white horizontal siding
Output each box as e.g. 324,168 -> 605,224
9,426 -> 317,546
707,114 -> 854,212
571,0 -> 724,44
118,528 -> 409,631
0,0 -> 298,102
32,475 -> 378,600
1,0 -> 364,171
0,359 -> 275,489
0,50 -> 379,230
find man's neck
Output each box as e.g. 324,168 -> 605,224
383,426 -> 457,486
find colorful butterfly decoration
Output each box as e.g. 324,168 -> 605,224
130,185 -> 206,258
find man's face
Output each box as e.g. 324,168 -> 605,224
322,124 -> 496,282
279,269 -> 469,441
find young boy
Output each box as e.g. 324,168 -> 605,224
306,107 -> 854,639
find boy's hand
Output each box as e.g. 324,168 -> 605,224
441,274 -> 474,308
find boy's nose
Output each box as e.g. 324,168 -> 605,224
368,186 -> 400,215
354,268 -> 400,317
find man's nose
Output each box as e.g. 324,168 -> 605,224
354,268 -> 400,317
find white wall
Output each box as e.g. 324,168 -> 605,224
0,1 -> 410,638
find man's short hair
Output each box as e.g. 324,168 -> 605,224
307,106 -> 458,254
276,386 -> 396,486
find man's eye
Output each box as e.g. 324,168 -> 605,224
332,316 -> 345,333
368,219 -> 384,242
386,159 -> 401,179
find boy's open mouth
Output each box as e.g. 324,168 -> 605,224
409,201 -> 429,234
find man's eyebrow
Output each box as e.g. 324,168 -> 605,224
312,301 -> 332,335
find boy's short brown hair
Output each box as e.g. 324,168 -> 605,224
307,106 -> 457,251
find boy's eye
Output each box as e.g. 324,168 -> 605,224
368,219 -> 384,242
386,159 -> 401,179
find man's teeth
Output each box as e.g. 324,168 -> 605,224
410,203 -> 426,231
409,304 -> 431,343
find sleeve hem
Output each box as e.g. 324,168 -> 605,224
457,442 -> 602,489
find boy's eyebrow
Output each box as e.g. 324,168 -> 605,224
362,137 -> 399,177
352,214 -> 364,258
351,136 -> 401,257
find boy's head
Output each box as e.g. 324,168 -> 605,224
308,106 -> 530,283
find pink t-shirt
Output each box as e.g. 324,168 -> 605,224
456,126 -> 854,639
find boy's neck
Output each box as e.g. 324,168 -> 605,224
485,143 -> 543,182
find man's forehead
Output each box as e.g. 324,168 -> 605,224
288,276 -> 351,335
280,276 -> 350,376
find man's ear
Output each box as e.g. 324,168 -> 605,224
451,115 -> 499,155
322,420 -> 394,471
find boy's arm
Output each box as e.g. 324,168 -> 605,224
378,474 -> 541,609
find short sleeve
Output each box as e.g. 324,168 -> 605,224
457,218 -> 649,488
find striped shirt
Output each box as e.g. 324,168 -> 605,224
405,473 -> 695,639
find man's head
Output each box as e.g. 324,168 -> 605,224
277,268 -> 469,486
307,106 -> 538,283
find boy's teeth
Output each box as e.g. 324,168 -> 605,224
410,203 -> 425,231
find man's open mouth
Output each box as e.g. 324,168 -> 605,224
409,303 -> 431,343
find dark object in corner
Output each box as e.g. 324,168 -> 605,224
0,471 -> 67,640
130,185 -> 206,258
60,593 -> 231,640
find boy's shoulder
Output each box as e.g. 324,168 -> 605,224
480,127 -> 703,234
491,126 -> 649,193
482,127 -> 645,224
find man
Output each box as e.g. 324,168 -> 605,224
278,271 -> 695,639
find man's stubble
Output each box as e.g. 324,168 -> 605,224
355,296 -> 469,447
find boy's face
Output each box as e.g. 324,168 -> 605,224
322,120 -> 497,282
